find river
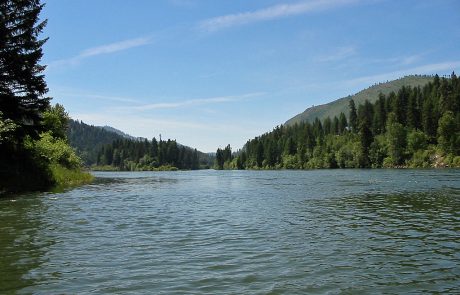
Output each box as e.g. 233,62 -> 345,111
1,169 -> 459,294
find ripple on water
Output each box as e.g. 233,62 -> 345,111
1,169 -> 459,294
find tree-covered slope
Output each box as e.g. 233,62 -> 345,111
68,119 -> 214,169
286,75 -> 434,126
67,120 -> 127,165
217,74 -> 460,170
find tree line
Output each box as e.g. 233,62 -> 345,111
217,74 -> 460,169
95,138 -> 207,171
67,119 -> 129,165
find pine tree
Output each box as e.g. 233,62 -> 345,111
373,93 -> 386,134
215,148 -> 224,169
406,88 -> 419,129
256,141 -> 264,167
323,117 -> 332,135
0,0 -> 50,141
338,112 -> 347,134
332,116 -> 339,135
349,99 -> 358,132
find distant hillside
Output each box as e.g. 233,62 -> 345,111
68,120 -> 127,164
285,75 -> 434,126
100,125 -> 137,140
68,119 -> 214,167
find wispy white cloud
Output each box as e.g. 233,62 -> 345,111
74,113 -> 211,131
50,88 -> 142,104
345,61 -> 460,86
127,92 -> 265,111
315,46 -> 356,62
367,52 -> 427,66
48,36 -> 152,69
79,37 -> 151,58
198,0 -> 359,32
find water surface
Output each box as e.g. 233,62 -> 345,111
1,170 -> 459,294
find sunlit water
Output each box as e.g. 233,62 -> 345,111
1,170 -> 459,294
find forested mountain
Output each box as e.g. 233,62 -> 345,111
100,125 -> 136,140
67,120 -> 128,164
286,75 -> 434,126
217,74 -> 460,170
68,119 -> 213,170
96,138 -> 208,171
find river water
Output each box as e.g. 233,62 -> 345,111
1,170 -> 459,294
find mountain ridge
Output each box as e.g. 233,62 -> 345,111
67,119 -> 213,166
285,75 -> 434,126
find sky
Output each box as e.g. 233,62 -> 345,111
41,0 -> 460,152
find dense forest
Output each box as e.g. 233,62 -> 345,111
68,120 -> 213,170
95,138 -> 205,171
286,75 -> 434,126
217,74 -> 460,170
0,0 -> 91,192
67,119 -> 130,165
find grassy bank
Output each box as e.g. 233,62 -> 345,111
50,164 -> 94,191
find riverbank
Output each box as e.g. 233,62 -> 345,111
91,165 -> 180,172
50,164 -> 94,191
0,164 -> 93,196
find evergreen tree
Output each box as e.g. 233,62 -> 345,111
338,112 -> 347,134
373,93 -> 386,134
332,116 -> 339,135
406,88 -> 419,129
284,137 -> 296,155
215,148 -> 224,169
323,117 -> 332,135
386,113 -> 407,165
437,111 -> 458,154
394,86 -> 409,125
0,0 -> 50,141
358,115 -> 373,168
422,96 -> 437,141
348,99 -> 358,132
218,75 -> 460,170
256,141 -> 264,167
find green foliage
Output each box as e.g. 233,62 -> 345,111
43,104 -> 70,139
407,129 -> 428,154
0,111 -> 18,143
32,132 -> 82,169
385,113 -> 407,166
437,111 -> 459,154
408,150 -> 433,168
215,144 -> 232,169
67,119 -> 129,164
451,156 -> 460,168
0,0 -> 50,141
286,75 -> 434,126
50,164 -> 93,191
0,1 -> 90,193
218,75 -> 460,170
95,137 -> 205,171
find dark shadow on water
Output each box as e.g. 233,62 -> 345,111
0,195 -> 53,293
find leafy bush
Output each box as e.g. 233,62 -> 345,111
408,150 -> 432,168
451,156 -> 460,167
32,132 -> 82,169
407,129 -> 428,154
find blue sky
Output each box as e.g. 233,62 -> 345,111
41,0 -> 460,152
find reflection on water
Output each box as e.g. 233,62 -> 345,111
0,169 -> 459,294
0,194 -> 53,293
